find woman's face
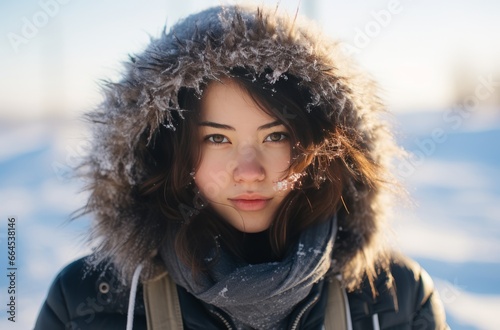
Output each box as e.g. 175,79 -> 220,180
194,79 -> 293,233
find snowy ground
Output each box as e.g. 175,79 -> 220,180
0,109 -> 499,329
392,109 -> 500,330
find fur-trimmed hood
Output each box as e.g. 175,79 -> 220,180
80,5 -> 399,290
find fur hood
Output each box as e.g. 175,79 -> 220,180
79,5 -> 399,290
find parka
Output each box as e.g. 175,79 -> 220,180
35,4 -> 449,330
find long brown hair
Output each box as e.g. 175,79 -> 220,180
139,67 -> 381,275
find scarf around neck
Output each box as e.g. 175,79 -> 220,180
161,216 -> 337,329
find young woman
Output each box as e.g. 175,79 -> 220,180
35,5 -> 449,330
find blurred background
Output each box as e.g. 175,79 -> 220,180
1,0 -> 499,329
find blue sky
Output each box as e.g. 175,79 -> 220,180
1,0 -> 500,118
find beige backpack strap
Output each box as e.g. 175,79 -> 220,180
143,272 -> 183,330
324,276 -> 349,330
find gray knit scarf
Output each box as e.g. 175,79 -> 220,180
161,216 -> 337,329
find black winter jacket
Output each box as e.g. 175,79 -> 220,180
34,255 -> 448,330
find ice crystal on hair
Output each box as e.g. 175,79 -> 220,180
162,122 -> 176,131
274,180 -> 288,192
273,172 -> 304,192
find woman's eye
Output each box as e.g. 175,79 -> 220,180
265,132 -> 289,143
205,134 -> 229,144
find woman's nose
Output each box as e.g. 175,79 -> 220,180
232,145 -> 265,183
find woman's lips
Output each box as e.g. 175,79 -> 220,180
228,197 -> 271,211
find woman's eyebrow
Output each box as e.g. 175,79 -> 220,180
257,120 -> 283,131
197,120 -> 283,131
198,121 -> 235,130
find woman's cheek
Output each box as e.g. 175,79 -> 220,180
195,152 -> 231,200
268,148 -> 291,176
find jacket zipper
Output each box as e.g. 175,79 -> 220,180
210,309 -> 233,330
289,294 -> 320,330
209,293 -> 321,330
